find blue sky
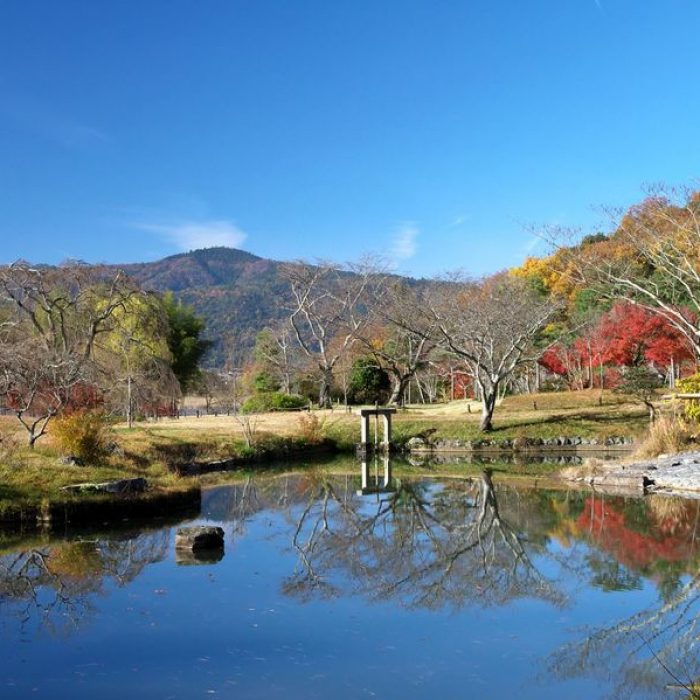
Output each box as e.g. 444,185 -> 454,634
1,1 -> 699,278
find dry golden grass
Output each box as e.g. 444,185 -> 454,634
634,415 -> 696,458
108,388 -> 651,449
0,389 -> 652,459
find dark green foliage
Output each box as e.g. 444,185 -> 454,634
348,357 -> 391,405
614,366 -> 662,419
572,288 -> 609,319
163,292 -> 211,392
614,366 -> 662,397
253,371 -> 280,393
580,232 -> 608,247
240,392 -> 308,413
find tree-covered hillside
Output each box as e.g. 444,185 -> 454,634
118,247 -> 302,366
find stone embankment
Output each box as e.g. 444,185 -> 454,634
407,435 -> 634,451
562,450 -> 700,498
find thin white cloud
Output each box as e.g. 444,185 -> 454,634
135,219 -> 248,251
448,214 -> 469,228
1,95 -> 108,148
391,223 -> 419,262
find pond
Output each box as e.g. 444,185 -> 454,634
1,456 -> 699,699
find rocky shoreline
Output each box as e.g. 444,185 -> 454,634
561,450 -> 700,498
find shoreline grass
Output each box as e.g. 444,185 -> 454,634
0,389 -> 658,513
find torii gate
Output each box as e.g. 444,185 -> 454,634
356,406 -> 396,453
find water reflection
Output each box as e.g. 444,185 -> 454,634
0,529 -> 168,635
548,494 -> 700,698
358,456 -> 396,495
2,462 -> 700,698
282,469 -> 564,608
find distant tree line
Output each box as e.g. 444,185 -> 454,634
4,186 -> 700,441
0,262 -> 208,446
214,187 -> 700,430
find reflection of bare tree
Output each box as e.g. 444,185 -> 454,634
281,470 -> 565,610
550,497 -> 700,698
549,551 -> 700,698
0,530 -> 168,635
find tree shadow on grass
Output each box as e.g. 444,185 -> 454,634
490,409 -> 647,433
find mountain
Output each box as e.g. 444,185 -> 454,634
119,247 -> 294,367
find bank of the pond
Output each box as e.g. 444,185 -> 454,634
0,485 -> 202,532
561,449 -> 700,498
0,389 -> 651,528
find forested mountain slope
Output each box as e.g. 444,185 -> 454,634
118,247 -> 293,366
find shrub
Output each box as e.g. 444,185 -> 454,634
348,357 -> 391,405
240,392 -> 308,414
297,412 -> 326,444
676,373 -> 700,421
51,410 -> 111,464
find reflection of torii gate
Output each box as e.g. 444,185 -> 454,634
357,456 -> 394,496
356,407 -> 396,453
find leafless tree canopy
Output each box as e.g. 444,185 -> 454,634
283,261 -> 383,407
357,280 -> 439,405
0,530 -> 168,635
425,272 -> 560,429
0,262 -> 176,444
278,470 -> 564,609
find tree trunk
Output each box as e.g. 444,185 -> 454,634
480,390 -> 497,431
126,374 -> 133,429
389,375 -> 410,406
318,367 -> 334,408
645,400 -> 657,422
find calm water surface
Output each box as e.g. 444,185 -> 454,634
2,459 -> 700,699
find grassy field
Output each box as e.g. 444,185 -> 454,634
0,389 -> 656,508
131,389 -> 653,447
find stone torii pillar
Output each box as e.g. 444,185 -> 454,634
356,407 -> 397,454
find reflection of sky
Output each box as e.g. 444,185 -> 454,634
1,476 -> 697,699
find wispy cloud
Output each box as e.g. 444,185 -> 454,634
448,214 -> 470,228
1,95 -> 108,148
391,223 -> 419,264
134,219 -> 248,251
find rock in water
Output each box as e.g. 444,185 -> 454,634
175,526 -> 225,552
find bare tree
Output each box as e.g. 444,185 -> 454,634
0,530 -> 168,635
0,262 -> 146,445
282,470 -> 564,609
426,272 -> 560,430
356,280 -> 439,405
252,325 -> 300,395
0,337 -> 87,447
283,261 -> 377,407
